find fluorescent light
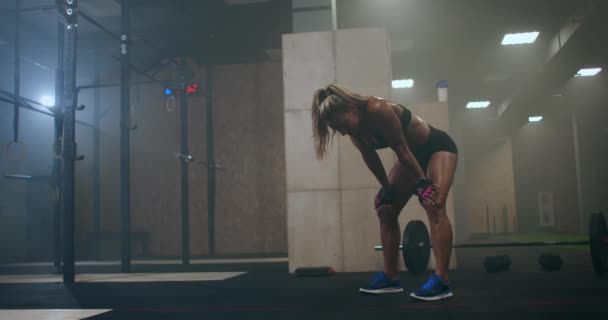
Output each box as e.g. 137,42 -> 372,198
466,101 -> 490,109
392,79 -> 414,89
575,68 -> 602,77
224,0 -> 271,5
529,116 -> 543,122
501,31 -> 539,45
40,95 -> 55,107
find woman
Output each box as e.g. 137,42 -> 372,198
311,84 -> 458,301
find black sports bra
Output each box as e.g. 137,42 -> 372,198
399,104 -> 412,129
366,104 -> 411,150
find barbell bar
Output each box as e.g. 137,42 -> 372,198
373,211 -> 608,276
374,240 -> 592,250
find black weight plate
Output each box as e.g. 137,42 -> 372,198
538,253 -> 563,271
402,220 -> 431,274
484,254 -> 512,272
589,211 -> 608,276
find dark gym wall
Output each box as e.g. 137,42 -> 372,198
72,72 -> 184,258
2,28 -> 287,262
79,86 -> 122,259
464,138 -> 517,235
511,103 -> 579,232
510,72 -> 608,233
72,61 -> 286,259
214,62 -> 286,255
569,74 -> 608,222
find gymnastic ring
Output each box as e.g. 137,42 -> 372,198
4,140 -> 27,161
166,95 -> 176,112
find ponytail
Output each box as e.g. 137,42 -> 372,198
311,84 -> 370,159
312,88 -> 331,159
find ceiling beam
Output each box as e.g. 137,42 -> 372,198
495,0 -> 606,134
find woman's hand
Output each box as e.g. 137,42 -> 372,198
420,185 -> 440,210
417,178 -> 440,210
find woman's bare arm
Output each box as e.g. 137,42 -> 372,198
367,100 -> 426,180
350,136 -> 390,189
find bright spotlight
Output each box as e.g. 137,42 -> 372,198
40,95 -> 55,107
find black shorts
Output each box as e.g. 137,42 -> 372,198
412,126 -> 458,173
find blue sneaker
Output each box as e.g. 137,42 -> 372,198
359,272 -> 404,294
409,274 -> 453,301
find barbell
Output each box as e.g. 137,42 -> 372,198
373,211 -> 608,275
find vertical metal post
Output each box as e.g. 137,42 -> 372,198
13,0 -> 20,142
331,0 -> 337,31
92,51 -> 101,260
486,205 -> 490,234
572,111 -> 585,233
206,65 -> 216,256
503,205 -> 508,233
180,69 -> 190,265
61,23 -> 78,285
53,22 -> 65,272
25,183 -> 33,259
120,0 -> 132,273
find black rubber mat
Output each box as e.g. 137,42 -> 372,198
1,248 -> 607,319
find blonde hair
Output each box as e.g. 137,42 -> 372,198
311,84 -> 370,159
